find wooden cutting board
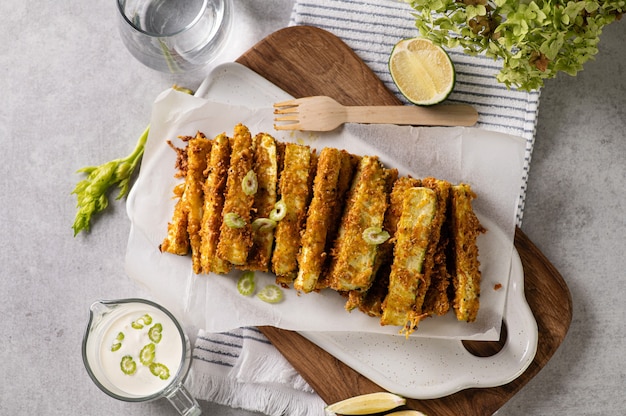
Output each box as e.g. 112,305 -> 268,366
236,26 -> 573,415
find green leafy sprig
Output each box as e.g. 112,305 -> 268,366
71,126 -> 149,236
72,85 -> 193,236
404,0 -> 624,90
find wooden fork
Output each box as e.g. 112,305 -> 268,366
273,96 -> 479,131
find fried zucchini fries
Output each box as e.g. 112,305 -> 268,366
217,124 -> 256,266
272,143 -> 314,284
294,147 -> 345,292
160,133 -> 211,258
246,133 -> 279,272
200,133 -> 231,274
328,156 -> 393,292
380,187 -> 436,331
160,124 -> 485,334
185,134 -> 212,274
450,184 -> 485,322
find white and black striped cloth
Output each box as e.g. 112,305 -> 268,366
188,327 -> 325,415
188,2 -> 541,414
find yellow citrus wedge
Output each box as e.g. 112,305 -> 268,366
387,411 -> 429,416
389,37 -> 456,106
324,392 -> 406,415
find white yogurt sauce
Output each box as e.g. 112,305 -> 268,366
98,303 -> 183,397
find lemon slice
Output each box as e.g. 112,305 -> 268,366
324,392 -> 406,415
389,37 -> 455,106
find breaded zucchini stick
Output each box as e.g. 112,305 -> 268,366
160,133 -> 210,257
422,177 -> 453,316
159,182 -> 189,255
380,187 -> 437,334
246,133 -> 278,272
217,124 -> 256,266
315,152 -> 360,290
412,177 -> 450,317
186,133 -> 212,274
272,143 -> 313,285
200,133 -> 231,274
295,147 -> 346,292
450,183 -> 485,322
327,156 -> 391,293
346,175 -> 418,314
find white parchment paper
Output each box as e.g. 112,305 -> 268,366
125,87 -> 527,341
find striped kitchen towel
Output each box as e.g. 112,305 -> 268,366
187,327 -> 326,416
290,0 -> 541,226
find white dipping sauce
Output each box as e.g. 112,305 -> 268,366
98,303 -> 183,397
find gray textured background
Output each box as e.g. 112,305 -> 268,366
1,1 -> 624,415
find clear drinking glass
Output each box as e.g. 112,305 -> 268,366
82,298 -> 201,416
117,0 -> 232,73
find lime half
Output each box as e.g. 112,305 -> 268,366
389,37 -> 455,106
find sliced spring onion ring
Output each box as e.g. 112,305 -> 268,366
120,356 -> 137,375
257,284 -> 284,304
224,212 -> 246,229
139,343 -> 156,366
149,362 -> 171,380
148,323 -> 163,343
111,331 -> 125,351
237,271 -> 256,296
252,218 -> 277,232
131,314 -> 152,329
362,226 -> 390,245
242,169 -> 258,195
269,200 -> 287,221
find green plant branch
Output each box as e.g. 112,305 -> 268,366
404,0 -> 624,90
72,85 -> 193,236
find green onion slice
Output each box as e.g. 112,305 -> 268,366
139,343 -> 156,366
120,356 -> 137,375
131,314 -> 152,329
257,284 -> 284,304
111,332 -> 125,351
149,363 -> 171,380
242,170 -> 258,195
362,227 -> 390,245
237,271 -> 256,296
148,323 -> 163,344
224,212 -> 246,229
252,218 -> 277,232
269,200 -> 287,221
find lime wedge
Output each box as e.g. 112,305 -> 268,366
324,392 -> 405,415
389,37 -> 455,106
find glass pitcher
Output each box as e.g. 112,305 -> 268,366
82,298 -> 201,415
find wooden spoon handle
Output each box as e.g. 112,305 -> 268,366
344,104 -> 479,127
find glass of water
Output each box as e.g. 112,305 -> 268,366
117,0 -> 232,73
